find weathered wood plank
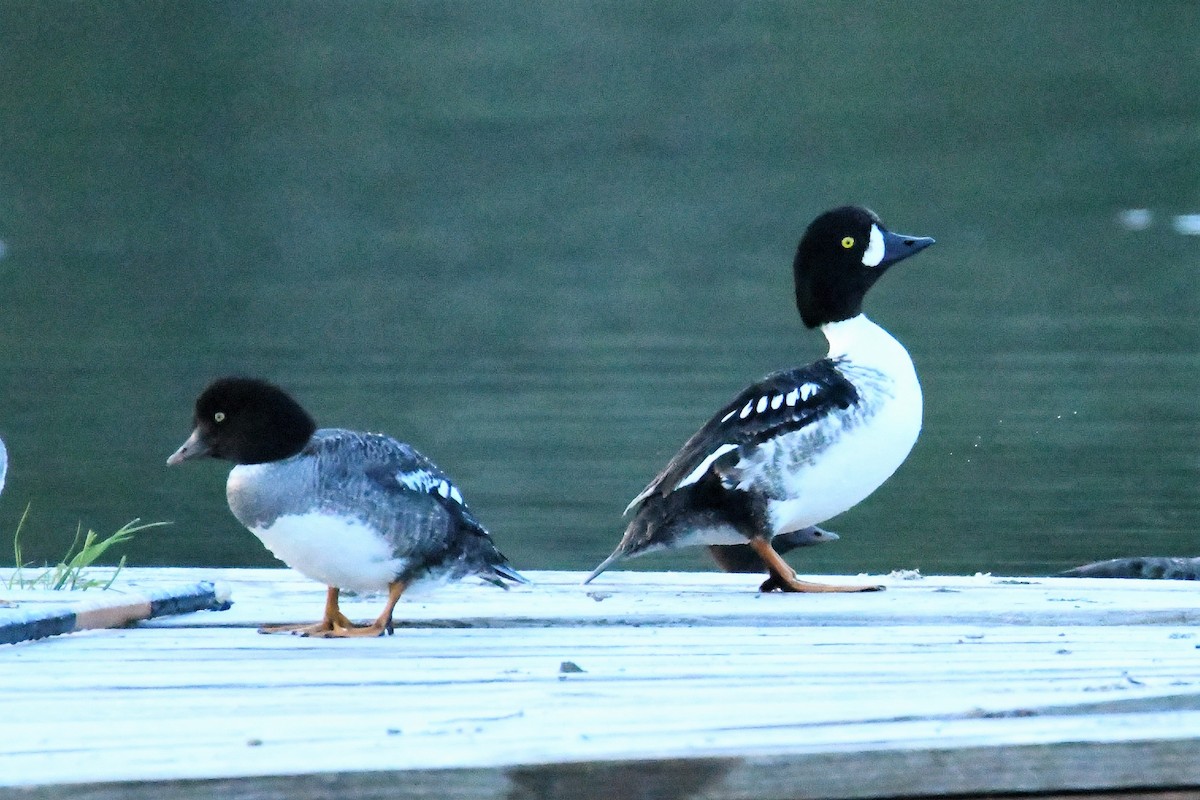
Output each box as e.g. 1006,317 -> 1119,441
4,763 -> 1200,800
5,629 -> 1198,695
109,568 -> 1200,628
4,724 -> 1200,799
2,568 -> 1199,799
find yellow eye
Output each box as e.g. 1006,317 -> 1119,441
841,237 -> 855,249
214,412 -> 226,423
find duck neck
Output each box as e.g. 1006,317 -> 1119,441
820,314 -> 911,373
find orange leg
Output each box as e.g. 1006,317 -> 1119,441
748,538 -> 883,593
258,586 -> 364,636
307,580 -> 408,639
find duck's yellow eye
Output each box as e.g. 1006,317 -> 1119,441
214,412 -> 226,423
841,237 -> 855,249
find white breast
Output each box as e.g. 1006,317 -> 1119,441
761,314 -> 922,534
249,513 -> 407,593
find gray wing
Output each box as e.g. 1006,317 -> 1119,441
310,430 -> 521,583
625,360 -> 859,513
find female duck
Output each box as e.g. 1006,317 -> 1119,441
168,377 -> 525,636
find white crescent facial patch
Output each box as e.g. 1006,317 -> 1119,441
861,223 -> 885,268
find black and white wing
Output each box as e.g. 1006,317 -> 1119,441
625,360 -> 859,513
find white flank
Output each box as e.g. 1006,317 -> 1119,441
739,400 -> 753,419
755,396 -> 768,413
251,513 -> 406,593
676,443 -> 738,490
770,394 -> 784,410
861,223 -> 885,267
784,388 -> 799,406
758,314 -> 922,534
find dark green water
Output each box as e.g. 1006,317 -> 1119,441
1,2 -> 1197,576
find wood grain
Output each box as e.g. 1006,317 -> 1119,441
2,568 -> 1199,799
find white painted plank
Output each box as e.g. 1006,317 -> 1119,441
5,623 -> 1198,685
5,706 -> 1200,789
86,567 -> 1200,629
3,629 -> 1198,755
4,639 -> 1197,692
2,568 -> 1200,798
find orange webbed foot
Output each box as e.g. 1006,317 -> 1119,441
257,620 -> 361,636
749,538 -> 883,593
257,586 -> 372,636
758,573 -> 884,593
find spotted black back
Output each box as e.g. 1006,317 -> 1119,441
626,359 -> 858,510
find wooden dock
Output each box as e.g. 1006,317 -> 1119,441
2,567 -> 1200,799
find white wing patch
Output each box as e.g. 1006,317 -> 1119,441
725,383 -> 825,424
658,378 -> 834,502
398,469 -> 465,505
676,443 -> 738,490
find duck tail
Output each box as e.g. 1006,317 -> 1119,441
491,561 -> 530,586
582,501 -> 665,585
457,513 -> 531,588
582,548 -> 624,585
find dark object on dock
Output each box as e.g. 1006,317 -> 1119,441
0,580 -> 230,645
1060,556 -> 1200,580
708,526 -> 839,573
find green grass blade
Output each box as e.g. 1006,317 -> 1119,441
8,514 -> 170,591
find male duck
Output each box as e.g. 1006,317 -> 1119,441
168,377 -> 526,637
586,206 -> 934,592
